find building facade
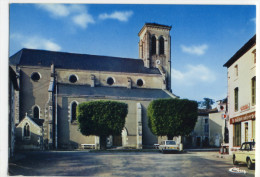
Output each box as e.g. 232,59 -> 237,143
208,98 -> 228,147
9,67 -> 19,158
224,35 -> 256,155
184,109 -> 217,148
10,23 -> 177,150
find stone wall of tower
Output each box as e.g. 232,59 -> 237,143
138,24 -> 172,91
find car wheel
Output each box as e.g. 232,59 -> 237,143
233,156 -> 238,165
247,158 -> 254,169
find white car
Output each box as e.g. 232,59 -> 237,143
233,142 -> 255,169
159,140 -> 180,153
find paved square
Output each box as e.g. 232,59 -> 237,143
9,151 -> 255,176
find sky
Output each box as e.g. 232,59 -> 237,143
9,4 -> 256,103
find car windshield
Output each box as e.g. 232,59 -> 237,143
166,141 -> 176,145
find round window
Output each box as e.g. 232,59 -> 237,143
31,72 -> 40,81
137,79 -> 143,87
107,77 -> 114,85
69,75 -> 78,83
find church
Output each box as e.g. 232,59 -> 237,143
10,23 -> 177,150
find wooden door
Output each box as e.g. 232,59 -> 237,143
113,135 -> 122,146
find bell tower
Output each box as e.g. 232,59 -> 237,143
138,23 -> 172,91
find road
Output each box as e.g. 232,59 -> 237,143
9,151 -> 255,176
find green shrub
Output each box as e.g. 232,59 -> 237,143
77,100 -> 128,136
148,98 -> 198,139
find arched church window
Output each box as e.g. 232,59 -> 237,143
69,74 -> 78,83
107,77 -> 114,85
71,102 -> 77,122
137,79 -> 144,87
31,72 -> 41,82
24,123 -> 30,138
151,36 -> 156,55
159,36 -> 165,55
33,106 -> 40,119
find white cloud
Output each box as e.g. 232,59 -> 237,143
69,4 -> 87,13
42,40 -> 62,51
36,4 -> 95,29
250,18 -> 256,24
172,69 -> 184,80
172,64 -> 216,86
72,13 -> 95,29
181,44 -> 208,56
36,4 -> 70,17
99,11 -> 133,22
10,33 -> 23,40
11,33 -> 61,51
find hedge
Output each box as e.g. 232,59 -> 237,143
148,98 -> 198,139
77,100 -> 128,137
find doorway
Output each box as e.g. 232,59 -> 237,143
245,123 -> 248,142
113,135 -> 122,146
196,137 -> 201,147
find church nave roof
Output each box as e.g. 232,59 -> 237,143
10,48 -> 160,75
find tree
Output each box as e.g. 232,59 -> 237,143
198,98 -> 215,109
77,100 -> 128,150
148,98 -> 198,140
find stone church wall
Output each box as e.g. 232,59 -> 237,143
57,95 -> 159,149
18,66 -> 50,120
18,66 -> 52,147
15,65 -> 171,149
57,69 -> 163,89
57,96 -> 95,149
140,101 -> 158,147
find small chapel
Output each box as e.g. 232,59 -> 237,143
10,23 -> 177,150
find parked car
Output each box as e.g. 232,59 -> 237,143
233,142 -> 255,169
154,144 -> 160,149
159,140 -> 180,153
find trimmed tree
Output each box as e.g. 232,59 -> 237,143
77,100 -> 128,149
198,98 -> 215,109
148,98 -> 198,140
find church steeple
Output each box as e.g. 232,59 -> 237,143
138,23 -> 172,91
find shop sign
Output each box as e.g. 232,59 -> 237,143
240,103 -> 250,112
230,112 -> 255,124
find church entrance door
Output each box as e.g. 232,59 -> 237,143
113,135 -> 122,146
